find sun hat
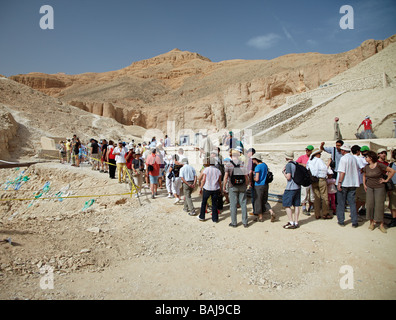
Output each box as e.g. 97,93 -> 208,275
251,153 -> 262,161
311,149 -> 322,157
340,144 -> 351,152
285,151 -> 294,159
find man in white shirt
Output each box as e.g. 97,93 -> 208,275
113,141 -> 128,183
336,144 -> 360,228
351,145 -> 368,215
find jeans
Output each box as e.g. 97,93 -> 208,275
336,187 -> 357,225
199,189 -> 220,222
229,185 -> 248,225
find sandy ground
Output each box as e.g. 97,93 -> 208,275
1,160 -> 395,300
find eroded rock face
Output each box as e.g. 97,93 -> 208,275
0,106 -> 19,159
8,35 -> 396,132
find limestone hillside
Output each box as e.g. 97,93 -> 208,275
9,35 -> 396,134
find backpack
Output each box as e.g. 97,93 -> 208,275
290,161 -> 311,187
266,169 -> 274,184
230,160 -> 246,186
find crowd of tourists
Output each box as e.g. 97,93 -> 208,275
58,134 -> 396,232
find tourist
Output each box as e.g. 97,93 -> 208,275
377,148 -> 389,166
100,139 -> 108,173
320,140 -> 344,178
165,155 -> 174,198
90,138 -> 100,171
131,152 -> 144,197
223,149 -> 249,228
388,149 -> 396,228
177,147 -> 187,163
146,148 -> 161,199
282,151 -> 301,229
306,149 -> 331,219
164,134 -> 171,147
198,131 -> 213,159
198,157 -> 222,223
296,145 -> 315,215
327,172 -> 337,215
179,158 -> 197,215
168,154 -> 183,204
156,143 -> 166,189
246,148 -> 256,215
107,140 -> 116,179
351,145 -> 367,216
71,134 -> 77,166
74,137 -> 81,167
59,141 -> 66,164
334,117 -> 343,140
357,116 -> 373,139
125,143 -> 135,182
65,139 -> 71,163
113,141 -> 128,183
252,153 -> 275,223
363,150 -> 395,233
336,144 -> 360,228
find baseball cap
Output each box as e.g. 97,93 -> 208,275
306,145 -> 314,151
360,146 -> 370,152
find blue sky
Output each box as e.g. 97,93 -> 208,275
0,0 -> 395,76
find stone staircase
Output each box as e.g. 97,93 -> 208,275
245,72 -> 389,143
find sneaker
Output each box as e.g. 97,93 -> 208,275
379,225 -> 387,233
167,194 -> 173,198
229,223 -> 237,228
174,198 -> 180,204
368,222 -> 375,231
283,222 -> 295,229
352,223 -> 358,228
151,194 -> 155,199
197,216 -> 205,221
189,211 -> 196,216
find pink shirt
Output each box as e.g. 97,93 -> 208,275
296,154 -> 310,165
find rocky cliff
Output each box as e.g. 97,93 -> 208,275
9,36 -> 396,133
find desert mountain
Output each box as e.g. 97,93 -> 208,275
9,36 -> 396,134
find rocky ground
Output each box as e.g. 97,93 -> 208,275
1,161 -> 395,300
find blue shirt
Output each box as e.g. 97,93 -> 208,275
254,163 -> 268,186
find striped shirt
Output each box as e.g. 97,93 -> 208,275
202,166 -> 221,191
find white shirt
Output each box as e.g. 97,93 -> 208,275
336,153 -> 360,187
307,157 -> 329,178
353,155 -> 367,185
113,146 -> 127,163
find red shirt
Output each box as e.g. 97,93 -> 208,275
145,153 -> 160,176
361,119 -> 372,130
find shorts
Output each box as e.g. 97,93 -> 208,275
282,189 -> 301,207
149,175 -> 159,184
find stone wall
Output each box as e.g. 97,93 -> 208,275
254,92 -> 344,143
286,72 -> 388,105
245,98 -> 312,136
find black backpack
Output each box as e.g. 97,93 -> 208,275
290,161 -> 311,187
266,169 -> 274,184
230,160 -> 246,186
